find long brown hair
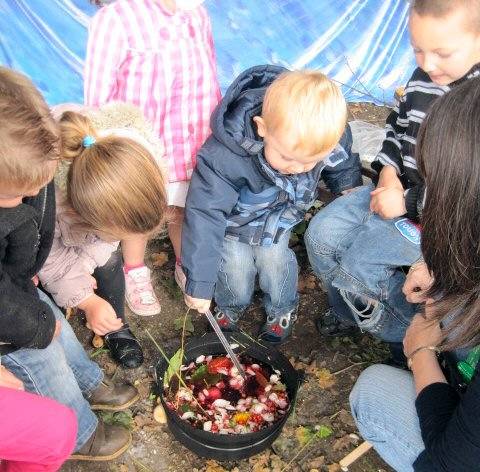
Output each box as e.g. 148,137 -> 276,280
59,111 -> 168,238
417,77 -> 480,350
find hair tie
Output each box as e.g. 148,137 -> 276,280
82,135 -> 96,148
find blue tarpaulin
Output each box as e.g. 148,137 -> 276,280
0,0 -> 416,105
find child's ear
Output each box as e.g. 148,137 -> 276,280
253,116 -> 267,138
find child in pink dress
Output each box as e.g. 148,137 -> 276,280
85,0 -> 221,316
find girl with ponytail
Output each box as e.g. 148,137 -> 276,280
39,104 -> 168,369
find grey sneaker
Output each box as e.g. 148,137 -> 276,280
259,309 -> 297,344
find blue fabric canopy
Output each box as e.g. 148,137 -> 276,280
0,0 -> 415,105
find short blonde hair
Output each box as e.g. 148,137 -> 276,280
0,67 -> 59,192
59,111 -> 168,237
262,70 -> 347,156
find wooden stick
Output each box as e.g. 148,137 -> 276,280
339,441 -> 372,471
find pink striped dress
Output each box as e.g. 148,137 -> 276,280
84,0 -> 221,191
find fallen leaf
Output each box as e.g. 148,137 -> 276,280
327,464 -> 341,472
249,450 -> 272,472
205,460 -> 227,472
314,368 -> 337,389
151,252 -> 169,268
308,456 -> 325,469
92,334 -> 104,348
296,426 -> 315,446
333,434 -> 354,452
153,405 -> 167,424
134,413 -> 153,428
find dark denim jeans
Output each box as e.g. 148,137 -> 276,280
305,185 -> 421,342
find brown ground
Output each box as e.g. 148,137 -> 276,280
62,103 -> 395,472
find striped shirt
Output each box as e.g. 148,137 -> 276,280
372,64 -> 480,220
84,0 -> 221,183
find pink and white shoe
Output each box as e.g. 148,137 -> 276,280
125,266 -> 161,316
174,262 -> 186,293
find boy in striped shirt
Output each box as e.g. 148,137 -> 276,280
305,0 -> 480,350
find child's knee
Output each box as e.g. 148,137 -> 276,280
305,213 -> 338,255
338,288 -> 408,342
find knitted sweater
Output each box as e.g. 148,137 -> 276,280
371,64 -> 480,221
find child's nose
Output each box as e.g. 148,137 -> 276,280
420,53 -> 436,74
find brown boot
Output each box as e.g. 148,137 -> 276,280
70,419 -> 131,461
88,375 -> 139,411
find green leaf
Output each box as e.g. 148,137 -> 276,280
315,424 -> 333,439
90,347 -> 109,359
164,348 -> 184,387
148,392 -> 157,402
99,410 -> 133,430
173,314 -> 194,333
191,364 -> 208,382
179,403 -> 193,414
295,426 -> 315,446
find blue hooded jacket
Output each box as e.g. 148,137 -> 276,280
182,65 -> 362,299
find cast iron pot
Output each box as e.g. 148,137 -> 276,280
155,332 -> 301,461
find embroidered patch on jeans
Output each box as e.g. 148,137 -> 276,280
394,218 -> 421,245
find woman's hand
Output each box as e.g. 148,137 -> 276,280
0,366 -> 24,390
404,303 -> 446,393
403,261 -> 434,303
184,294 -> 211,314
403,309 -> 442,358
78,294 -> 123,335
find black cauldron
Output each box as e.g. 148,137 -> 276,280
155,332 -> 301,461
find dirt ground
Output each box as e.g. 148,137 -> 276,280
62,103 -> 395,472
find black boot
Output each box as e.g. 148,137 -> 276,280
316,309 -> 358,337
104,324 -> 144,369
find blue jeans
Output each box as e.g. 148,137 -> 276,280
2,289 -> 102,451
215,234 -> 299,320
305,185 -> 421,342
350,364 -> 425,472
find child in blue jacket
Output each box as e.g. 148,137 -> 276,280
182,65 -> 362,343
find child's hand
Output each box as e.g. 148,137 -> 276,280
0,366 -> 24,390
31,275 -> 39,286
370,186 -> 406,219
78,294 -> 123,335
184,294 -> 211,314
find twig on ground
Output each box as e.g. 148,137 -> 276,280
333,362 -> 367,376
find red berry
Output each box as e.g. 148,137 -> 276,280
206,387 -> 222,400
208,356 -> 233,374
